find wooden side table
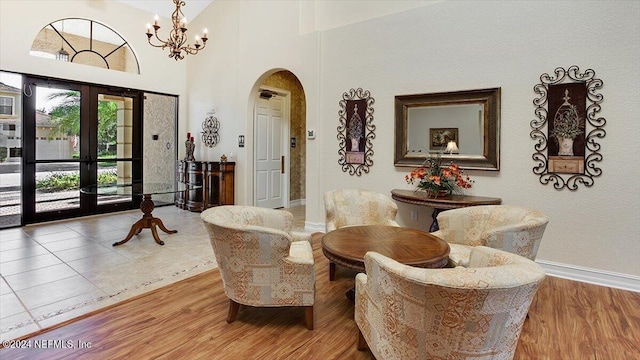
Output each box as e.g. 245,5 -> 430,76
322,225 -> 449,299
391,189 -> 502,232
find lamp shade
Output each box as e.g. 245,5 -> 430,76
446,141 -> 458,154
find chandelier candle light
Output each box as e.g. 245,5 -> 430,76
146,0 -> 208,60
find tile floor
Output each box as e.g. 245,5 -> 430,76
0,205 -> 307,342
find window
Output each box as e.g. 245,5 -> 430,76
30,18 -> 140,74
0,96 -> 14,115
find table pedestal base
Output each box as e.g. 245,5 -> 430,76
113,194 -> 177,246
430,208 -> 443,232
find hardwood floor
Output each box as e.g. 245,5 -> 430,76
2,234 -> 639,360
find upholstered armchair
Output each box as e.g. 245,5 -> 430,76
323,189 -> 399,280
355,246 -> 546,360
201,206 -> 316,329
431,205 -> 549,267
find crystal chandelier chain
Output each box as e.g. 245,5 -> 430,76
146,0 -> 208,61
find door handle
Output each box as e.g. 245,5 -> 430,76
281,156 -> 285,174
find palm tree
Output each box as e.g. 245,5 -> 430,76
46,91 -> 118,155
46,90 -> 81,139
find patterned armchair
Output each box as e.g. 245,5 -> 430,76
323,189 -> 399,280
201,206 -> 316,329
431,205 -> 549,267
355,246 -> 546,360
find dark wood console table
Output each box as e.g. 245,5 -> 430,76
175,156 -> 235,212
391,189 -> 502,232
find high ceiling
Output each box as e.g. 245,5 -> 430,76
118,0 -> 213,21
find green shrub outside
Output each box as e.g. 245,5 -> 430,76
98,153 -> 116,167
36,170 -> 118,192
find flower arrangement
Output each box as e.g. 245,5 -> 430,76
404,152 -> 473,196
550,89 -> 584,143
550,103 -> 583,142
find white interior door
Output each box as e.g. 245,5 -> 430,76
254,92 -> 288,208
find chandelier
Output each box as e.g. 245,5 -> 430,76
146,0 -> 208,61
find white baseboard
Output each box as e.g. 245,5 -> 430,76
536,260 -> 640,293
289,198 -> 306,207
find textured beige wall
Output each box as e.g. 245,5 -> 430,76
143,93 -> 177,204
183,0 -> 640,283
262,71 -> 306,202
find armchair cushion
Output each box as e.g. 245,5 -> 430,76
432,205 -> 549,267
323,189 -> 399,233
201,206 -> 315,308
355,246 -> 545,359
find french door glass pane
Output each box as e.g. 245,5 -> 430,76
35,163 -> 80,212
35,87 -> 80,160
0,71 -> 23,228
96,93 -> 133,207
34,86 -> 81,214
97,160 -> 132,206
97,93 -> 132,162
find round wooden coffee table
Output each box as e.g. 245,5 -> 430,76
322,225 -> 450,299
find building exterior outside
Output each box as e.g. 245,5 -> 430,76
0,82 -> 21,162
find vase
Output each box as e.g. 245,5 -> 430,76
557,136 -> 574,156
427,189 -> 450,198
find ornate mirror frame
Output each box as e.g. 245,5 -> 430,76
394,88 -> 501,170
338,88 -> 375,176
530,66 -> 605,190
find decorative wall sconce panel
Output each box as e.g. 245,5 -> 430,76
201,114 -> 220,147
531,66 -> 606,190
337,88 -> 375,176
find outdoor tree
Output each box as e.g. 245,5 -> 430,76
46,91 -> 118,155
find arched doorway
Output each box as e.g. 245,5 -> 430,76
252,70 -> 306,209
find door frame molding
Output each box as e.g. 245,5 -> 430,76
253,85 -> 290,208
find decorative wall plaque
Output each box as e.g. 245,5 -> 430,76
201,114 -> 220,147
531,65 -> 606,190
337,88 -> 375,176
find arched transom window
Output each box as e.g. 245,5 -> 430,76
31,18 -> 140,74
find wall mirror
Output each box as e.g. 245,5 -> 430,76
394,88 -> 500,170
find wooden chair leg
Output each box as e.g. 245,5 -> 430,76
226,299 -> 240,323
305,306 -> 314,330
357,328 -> 368,351
329,262 -> 336,281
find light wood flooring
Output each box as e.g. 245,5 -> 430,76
2,234 -> 639,359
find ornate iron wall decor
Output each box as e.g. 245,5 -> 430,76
201,114 -> 220,147
338,88 -> 375,176
530,65 -> 606,190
